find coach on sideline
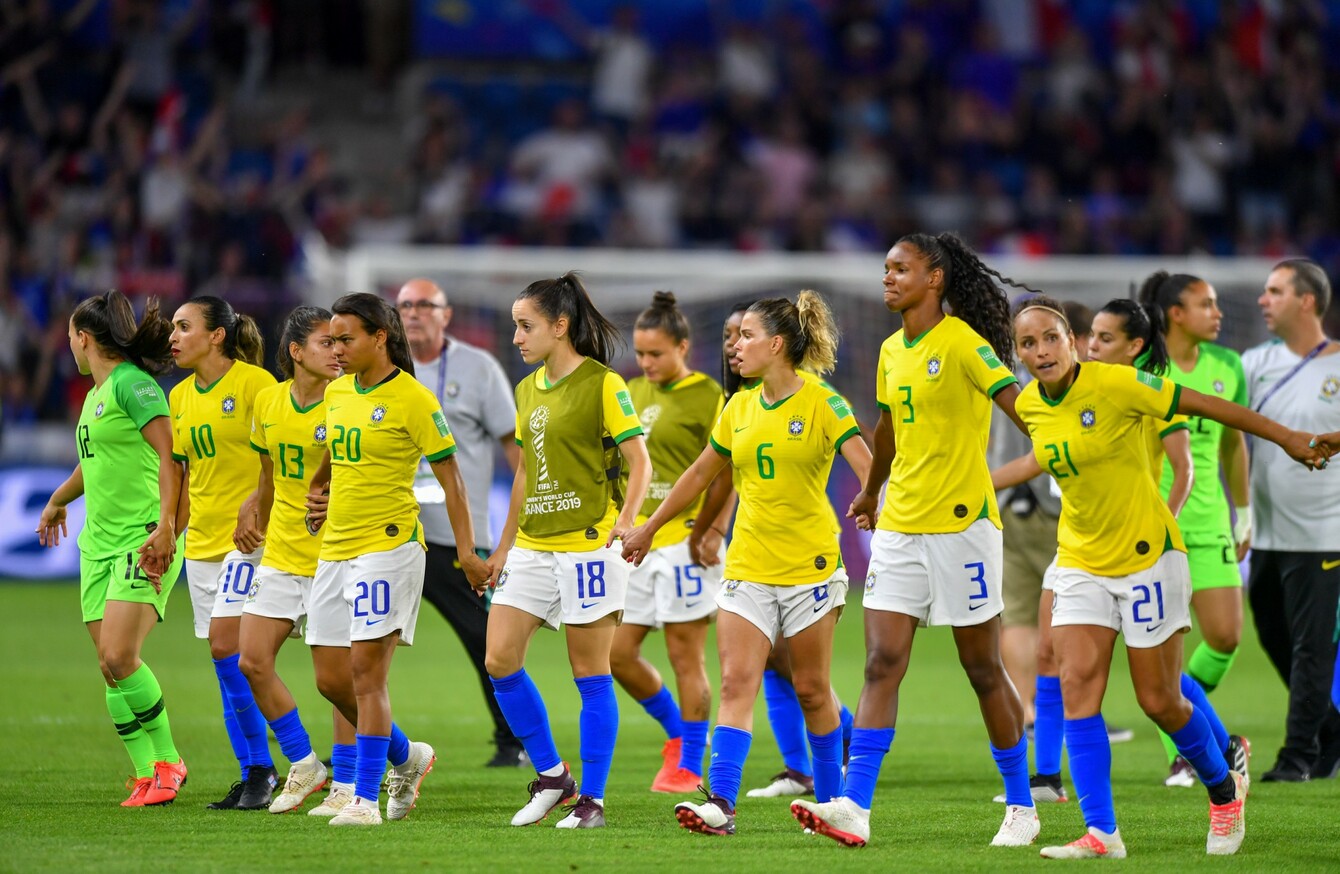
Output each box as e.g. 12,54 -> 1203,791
1242,258 -> 1340,782
397,278 -> 527,767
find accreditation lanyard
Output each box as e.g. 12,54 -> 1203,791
1253,340 -> 1330,413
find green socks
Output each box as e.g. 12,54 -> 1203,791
116,663 -> 179,764
105,685 -> 154,778
1187,642 -> 1237,692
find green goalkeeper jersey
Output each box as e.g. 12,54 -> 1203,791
76,362 -> 170,558
1159,343 -> 1247,541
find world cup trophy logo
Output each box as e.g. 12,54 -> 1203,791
530,404 -> 552,491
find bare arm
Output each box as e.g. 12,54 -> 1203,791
36,465 -> 84,547
622,445 -> 730,566
1178,389 -> 1325,467
485,453 -> 527,580
610,435 -> 651,545
432,455 -> 491,589
993,383 -> 1029,436
848,408 -> 895,528
500,432 -> 521,472
235,457 -> 273,553
687,468 -> 736,567
1162,428 -> 1194,518
137,416 -> 183,586
992,452 -> 1043,492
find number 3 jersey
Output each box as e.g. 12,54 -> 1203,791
876,315 -> 1017,535
320,371 -> 457,562
170,361 -> 277,560
249,380 -> 328,576
1015,361 -> 1187,576
709,379 -> 860,586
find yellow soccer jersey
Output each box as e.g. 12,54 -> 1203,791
876,316 -> 1017,534
250,381 -> 329,576
630,372 -> 725,552
1016,361 -> 1187,576
1142,412 -> 1190,482
709,380 -> 860,586
171,361 -> 278,559
319,371 -> 457,562
515,367 -> 644,553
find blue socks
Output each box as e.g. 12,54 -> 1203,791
213,654 -> 272,770
1065,714 -> 1116,834
355,734 -> 390,802
491,669 -> 561,773
638,685 -> 683,740
217,677 -> 248,779
807,726 -> 844,802
269,708 -> 313,764
839,704 -> 854,751
680,720 -> 709,776
1035,675 -> 1064,775
992,733 -> 1033,807
1179,673 -> 1230,755
708,725 -> 752,809
763,670 -> 811,776
331,742 -> 356,785
1169,706 -> 1229,787
576,675 -> 618,799
842,727 -> 894,810
388,723 -> 410,767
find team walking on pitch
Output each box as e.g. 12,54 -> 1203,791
37,239 -> 1340,856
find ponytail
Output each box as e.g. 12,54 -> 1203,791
517,271 -> 623,365
276,305 -> 333,379
1099,297 -> 1169,375
331,293 -> 416,377
71,290 -> 175,375
747,289 -> 840,375
187,295 -> 266,366
634,290 -> 691,344
1136,271 -> 1202,332
898,231 -> 1032,370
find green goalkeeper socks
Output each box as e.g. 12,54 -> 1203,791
105,684 -> 154,778
116,663 -> 179,764
1187,642 -> 1237,692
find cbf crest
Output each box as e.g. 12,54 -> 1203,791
1079,406 -> 1097,429
788,414 -> 806,437
314,422 -> 327,444
221,394 -> 237,415
927,356 -> 942,377
370,404 -> 388,425
94,401 -> 105,418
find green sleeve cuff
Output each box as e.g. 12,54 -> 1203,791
249,442 -> 269,455
876,401 -> 891,412
987,375 -> 1019,399
515,437 -> 524,447
1165,383 -> 1183,421
172,452 -> 188,462
425,446 -> 458,463
1159,421 -> 1190,438
834,425 -> 861,452
612,426 -> 644,445
708,435 -> 730,456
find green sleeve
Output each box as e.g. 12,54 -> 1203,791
114,373 -> 169,429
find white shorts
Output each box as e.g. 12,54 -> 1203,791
862,519 -> 1003,627
185,547 -> 265,638
492,543 -> 629,631
716,570 -> 848,645
1049,550 -> 1192,648
243,566 -> 310,638
1042,556 -> 1060,592
306,541 -> 427,647
624,540 -> 724,628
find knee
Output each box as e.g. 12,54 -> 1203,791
485,650 -> 520,680
1135,684 -> 1188,727
314,671 -> 348,705
607,641 -> 638,676
790,675 -> 830,714
863,645 -> 909,687
98,659 -> 118,687
238,652 -> 269,684
961,658 -> 1006,697
718,668 -> 756,707
208,639 -> 235,662
100,646 -> 138,681
1203,628 -> 1241,654
665,641 -> 705,679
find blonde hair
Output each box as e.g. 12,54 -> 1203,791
747,289 -> 840,375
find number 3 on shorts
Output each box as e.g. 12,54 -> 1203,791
965,561 -> 988,603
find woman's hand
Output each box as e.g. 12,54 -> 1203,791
36,503 -> 68,547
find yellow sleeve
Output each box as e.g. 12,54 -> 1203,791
250,390 -> 271,455
601,371 -> 644,444
709,395 -> 737,455
875,340 -> 892,411
1160,412 -> 1191,438
406,388 -> 458,462
825,393 -> 861,451
964,335 -> 1018,399
1110,365 -> 1182,421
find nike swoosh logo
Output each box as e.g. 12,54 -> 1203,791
812,603 -> 827,613
968,601 -> 987,611
328,405 -> 341,412
263,423 -> 276,428
685,600 -> 701,608
1323,559 -> 1340,571
365,618 -> 385,626
1147,623 -> 1164,632
734,426 -> 747,433
174,413 -> 185,419
224,597 -> 244,604
581,601 -> 599,609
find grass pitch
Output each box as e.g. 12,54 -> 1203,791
3,582 -> 1336,873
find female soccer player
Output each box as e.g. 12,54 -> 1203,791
303,292 -> 489,826
613,291 -> 726,794
483,273 -> 651,831
623,291 -> 872,837
169,295 -> 278,809
792,232 -> 1038,849
1139,272 -> 1249,786
233,306 -> 358,816
37,291 -> 186,806
1008,296 -> 1325,858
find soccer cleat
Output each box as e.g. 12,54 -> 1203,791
143,759 -> 188,806
1165,756 -> 1196,788
511,767 -> 578,826
992,804 -> 1041,847
1227,735 -> 1251,792
790,796 -> 869,847
1039,827 -> 1127,859
486,744 -> 530,768
236,765 -> 280,810
270,758 -> 329,814
555,795 -> 606,829
329,796 -> 382,826
1206,771 -> 1247,855
745,768 -> 814,798
308,783 -> 355,817
122,777 -> 153,808
206,781 -> 244,809
675,789 -> 736,836
994,773 -> 1068,803
1105,723 -> 1134,744
650,737 -> 683,791
652,766 -> 705,794
386,741 -> 436,820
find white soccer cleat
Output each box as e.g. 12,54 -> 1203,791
386,741 -> 436,820
269,757 -> 328,814
789,796 -> 870,848
992,804 -> 1041,846
1206,771 -> 1247,856
1040,827 -> 1126,859
511,767 -> 578,826
309,783 -> 355,817
746,768 -> 814,798
674,793 -> 736,836
1165,755 -> 1196,788
329,796 -> 382,826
